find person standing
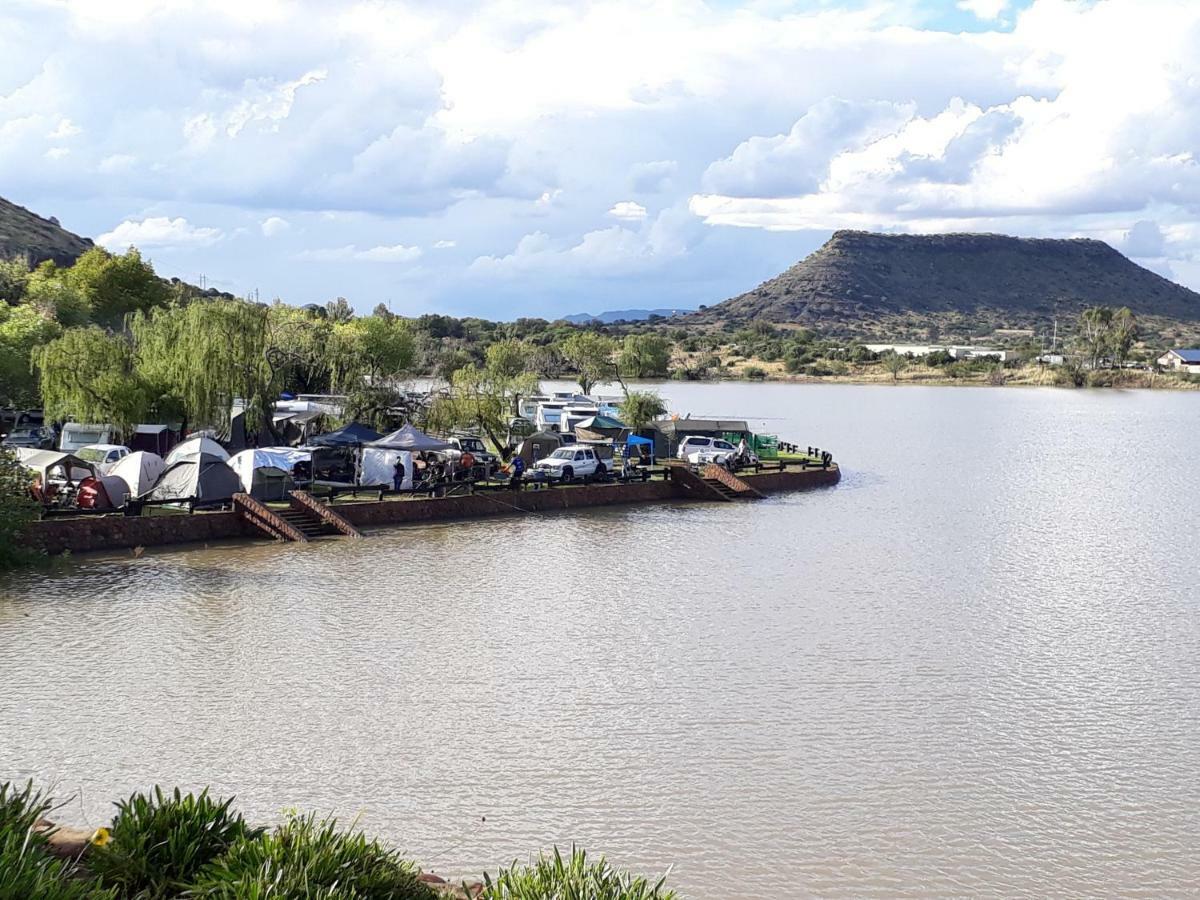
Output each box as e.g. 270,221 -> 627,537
392,459 -> 406,491
509,454 -> 525,490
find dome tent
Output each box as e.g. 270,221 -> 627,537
165,436 -> 229,467
228,448 -> 305,501
144,453 -> 242,506
110,451 -> 166,497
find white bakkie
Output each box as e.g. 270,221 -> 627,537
532,445 -> 606,482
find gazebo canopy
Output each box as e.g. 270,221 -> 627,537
368,423 -> 452,452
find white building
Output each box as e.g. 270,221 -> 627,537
863,344 -> 1014,362
1157,349 -> 1200,372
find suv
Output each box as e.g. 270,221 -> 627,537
2,426 -> 55,450
444,435 -> 497,477
76,443 -> 132,475
676,435 -> 756,468
533,445 -> 606,482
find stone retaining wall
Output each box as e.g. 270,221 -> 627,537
24,466 -> 839,555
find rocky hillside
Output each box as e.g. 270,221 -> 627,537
693,231 -> 1200,339
0,196 -> 93,267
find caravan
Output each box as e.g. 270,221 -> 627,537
59,423 -> 116,452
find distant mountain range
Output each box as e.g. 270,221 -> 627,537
0,196 -> 93,267
689,230 -> 1200,339
561,308 -> 692,324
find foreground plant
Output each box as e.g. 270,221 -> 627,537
480,846 -> 676,900
0,781 -> 115,899
88,787 -> 262,898
190,811 -> 437,899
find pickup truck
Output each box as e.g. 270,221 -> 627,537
443,435 -> 498,478
532,445 -> 606,482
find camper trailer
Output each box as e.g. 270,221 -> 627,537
59,423 -> 117,452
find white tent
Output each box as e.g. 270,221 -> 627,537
110,451 -> 166,497
166,436 -> 229,466
18,450 -> 94,485
228,447 -> 310,492
359,448 -> 413,489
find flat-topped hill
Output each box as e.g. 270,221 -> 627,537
0,196 -> 93,267
693,231 -> 1200,337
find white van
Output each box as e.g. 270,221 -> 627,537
59,423 -> 117,453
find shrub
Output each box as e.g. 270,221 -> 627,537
191,812 -> 436,899
89,787 -> 261,898
0,448 -> 40,571
743,366 -> 767,379
481,846 -> 676,900
0,781 -> 115,900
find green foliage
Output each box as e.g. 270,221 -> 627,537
65,247 -> 170,323
480,847 -> 676,900
190,812 -> 436,900
559,331 -> 616,394
618,391 -> 667,429
35,326 -> 156,430
426,354 -> 539,456
617,333 -> 671,379
0,255 -> 31,304
0,304 -> 62,407
0,448 -> 40,571
89,787 -> 262,898
0,781 -> 116,899
743,365 -> 767,379
330,315 -> 416,388
880,351 -> 907,382
24,261 -> 92,326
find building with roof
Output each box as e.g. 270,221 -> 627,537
1157,349 -> 1200,372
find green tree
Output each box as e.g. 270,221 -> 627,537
330,315 -> 416,389
0,448 -> 40,570
425,354 -> 539,458
35,326 -> 156,429
617,333 -> 671,379
881,351 -> 907,382
0,256 -> 31,305
65,247 -> 170,323
0,305 -> 61,407
24,261 -> 91,326
1109,307 -> 1138,368
618,391 -> 667,429
1075,306 -> 1114,370
325,297 -> 354,323
559,331 -> 615,394
267,303 -> 334,394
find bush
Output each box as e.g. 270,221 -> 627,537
90,787 -> 262,897
743,366 -> 767,379
0,781 -> 115,899
0,448 -> 40,571
481,846 -> 676,900
191,812 -> 436,899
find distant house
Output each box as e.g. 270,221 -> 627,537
863,344 -> 1014,362
1157,349 -> 1200,372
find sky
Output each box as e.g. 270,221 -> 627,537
3,0 -> 1200,319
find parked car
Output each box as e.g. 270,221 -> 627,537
676,435 -> 757,468
2,426 -> 55,450
75,443 -> 133,475
533,445 -> 606,482
443,435 -> 498,477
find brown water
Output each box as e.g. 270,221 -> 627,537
3,382 -> 1200,897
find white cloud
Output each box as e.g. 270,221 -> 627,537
46,118 -> 81,139
97,216 -> 223,250
630,160 -> 677,193
44,147 -> 70,160
296,243 -> 422,263
98,154 -> 136,173
957,0 -> 1010,21
608,200 -> 647,221
433,239 -> 457,249
260,215 -> 289,237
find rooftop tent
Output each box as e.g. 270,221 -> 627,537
358,448 -> 413,489
368,423 -> 453,452
19,450 -> 95,485
144,453 -> 242,505
165,436 -> 230,467
309,422 -> 383,447
228,448 -> 308,499
514,430 -> 563,466
110,451 -> 166,496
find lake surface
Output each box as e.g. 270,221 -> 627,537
4,382 -> 1200,897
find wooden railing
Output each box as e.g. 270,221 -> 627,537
288,490 -> 363,539
233,493 -> 308,542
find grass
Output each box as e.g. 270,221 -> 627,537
0,781 -> 116,899
88,787 -> 262,898
190,812 -> 437,899
480,847 -> 676,900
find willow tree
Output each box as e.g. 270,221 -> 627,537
35,326 -> 156,430
425,343 -> 539,458
0,305 -> 61,407
132,299 -> 277,437
559,331 -> 615,395
618,391 -> 667,430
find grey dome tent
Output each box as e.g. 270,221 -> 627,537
144,453 -> 242,506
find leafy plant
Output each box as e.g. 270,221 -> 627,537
480,846 -> 676,900
0,448 -> 41,571
89,787 -> 261,898
190,812 -> 436,899
0,781 -> 115,899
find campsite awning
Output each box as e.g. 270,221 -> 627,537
368,423 -> 452,452
309,422 -> 383,447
